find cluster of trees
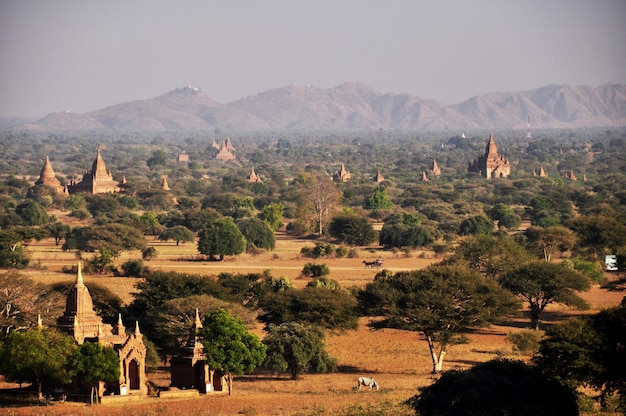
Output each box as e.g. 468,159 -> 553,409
1,128 -> 625,409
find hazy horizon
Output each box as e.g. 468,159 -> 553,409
1,0 -> 625,118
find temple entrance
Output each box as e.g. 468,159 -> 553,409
129,359 -> 140,390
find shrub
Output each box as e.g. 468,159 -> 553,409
121,259 -> 145,277
302,263 -> 330,278
506,330 -> 543,355
335,245 -> 349,258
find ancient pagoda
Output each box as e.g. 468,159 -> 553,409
57,263 -> 147,396
68,147 -> 120,194
468,132 -> 511,179
34,156 -> 66,194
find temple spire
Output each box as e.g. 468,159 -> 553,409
76,262 -> 84,286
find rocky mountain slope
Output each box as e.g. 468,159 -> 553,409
17,82 -> 626,132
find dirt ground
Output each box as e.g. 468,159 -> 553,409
2,233 -> 624,415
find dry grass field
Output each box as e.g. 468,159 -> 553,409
1,232 -> 624,416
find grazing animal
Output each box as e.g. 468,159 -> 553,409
357,377 -> 379,391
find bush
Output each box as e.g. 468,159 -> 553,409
121,259 -> 146,277
142,246 -> 158,260
300,243 -> 335,259
335,245 -> 349,258
302,263 -> 330,278
506,330 -> 543,355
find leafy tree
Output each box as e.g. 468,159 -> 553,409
263,322 -> 337,380
524,226 -> 577,261
449,234 -> 532,279
407,359 -> 578,416
258,287 -> 358,331
121,259 -> 145,277
147,149 -> 168,168
85,194 -> 123,220
328,214 -> 375,246
236,217 -> 276,251
458,215 -> 494,235
379,222 -> 435,249
136,212 -> 164,235
197,217 -> 246,260
67,342 -> 120,404
64,223 -> 146,256
0,329 -> 75,401
159,225 -> 195,246
535,302 -> 626,411
359,265 -> 519,373
198,308 -> 266,395
364,186 -> 392,210
45,222 -> 71,246
487,202 -> 515,221
569,215 -> 626,260
142,246 -> 158,260
500,261 -> 590,329
498,213 -> 521,230
87,248 -> 114,274
0,230 -> 29,268
258,202 -> 284,232
15,199 -> 49,226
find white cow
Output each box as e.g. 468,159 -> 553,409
357,377 -> 379,391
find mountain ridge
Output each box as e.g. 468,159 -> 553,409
15,82 -> 626,132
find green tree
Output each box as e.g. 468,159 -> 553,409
500,261 -> 590,329
67,342 -> 120,404
407,359 -> 579,416
85,194 -> 123,220
458,215 -> 494,235
364,186 -> 392,210
236,217 -> 276,251
258,202 -> 284,232
197,217 -> 246,260
0,329 -> 75,401
258,287 -> 358,331
328,214 -> 376,246
450,234 -> 532,279
159,225 -> 195,246
15,199 -> 49,226
45,222 -> 71,246
65,223 -> 146,256
359,265 -> 519,373
534,301 -> 626,411
0,230 -> 29,268
198,308 -> 266,395
147,149 -> 168,169
263,322 -> 337,380
524,226 -> 577,261
570,215 -> 626,260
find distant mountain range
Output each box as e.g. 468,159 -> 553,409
15,82 -> 626,132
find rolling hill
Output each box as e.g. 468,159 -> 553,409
16,82 -> 626,132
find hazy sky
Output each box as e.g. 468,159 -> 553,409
1,0 -> 625,117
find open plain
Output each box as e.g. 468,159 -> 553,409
1,231 -> 623,416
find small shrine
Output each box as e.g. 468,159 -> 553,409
373,169 -> 384,183
334,163 -> 352,182
57,263 -> 147,396
34,156 -> 66,194
247,167 -> 262,183
170,309 -> 229,394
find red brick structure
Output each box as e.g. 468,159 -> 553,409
68,147 -> 120,194
468,133 -> 511,179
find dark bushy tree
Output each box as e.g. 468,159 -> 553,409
159,225 -> 195,246
236,217 -> 275,251
500,261 -> 590,329
0,329 -> 75,401
458,215 -> 494,235
408,359 -> 578,416
258,287 -> 358,331
328,214 -> 375,246
198,217 -> 246,260
67,342 -> 120,404
535,301 -> 626,411
263,322 -> 337,380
